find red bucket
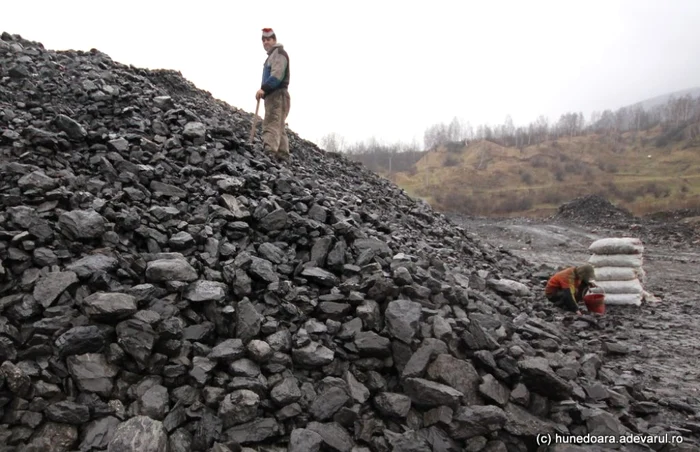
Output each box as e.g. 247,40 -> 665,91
584,293 -> 605,314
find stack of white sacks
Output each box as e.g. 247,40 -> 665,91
587,237 -> 647,306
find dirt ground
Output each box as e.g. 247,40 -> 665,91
453,214 -> 700,440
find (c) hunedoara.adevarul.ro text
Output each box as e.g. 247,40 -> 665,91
536,433 -> 684,446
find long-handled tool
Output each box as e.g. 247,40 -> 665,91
249,99 -> 260,144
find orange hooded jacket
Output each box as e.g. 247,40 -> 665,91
545,266 -> 585,301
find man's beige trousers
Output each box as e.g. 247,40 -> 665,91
262,89 -> 290,154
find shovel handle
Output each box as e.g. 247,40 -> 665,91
249,99 -> 260,143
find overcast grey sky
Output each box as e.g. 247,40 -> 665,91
3,0 -> 700,148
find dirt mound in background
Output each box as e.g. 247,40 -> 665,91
552,195 -> 700,248
645,207 -> 700,236
553,195 -> 635,225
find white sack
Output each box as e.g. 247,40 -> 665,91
602,293 -> 642,306
595,279 -> 644,294
637,267 -> 647,284
588,237 -> 644,255
589,254 -> 643,268
594,266 -> 638,281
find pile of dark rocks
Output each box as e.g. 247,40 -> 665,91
553,195 -> 699,248
553,195 -> 634,227
642,209 -> 700,246
645,208 -> 700,225
0,31 -> 697,452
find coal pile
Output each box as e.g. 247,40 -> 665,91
645,208 -> 700,224
553,195 -> 634,227
553,195 -> 699,248
0,31 -> 697,452
643,208 -> 700,246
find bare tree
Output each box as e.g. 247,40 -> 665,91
515,127 -> 528,150
503,115 -> 515,146
598,110 -> 615,134
447,116 -> 462,142
320,132 -> 346,153
614,107 -> 630,132
423,123 -> 450,150
554,112 -> 584,140
670,95 -> 695,125
630,105 -> 645,131
534,116 -> 549,142
463,120 -> 474,142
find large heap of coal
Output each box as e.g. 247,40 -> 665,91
554,195 -> 699,248
0,32 -> 696,452
553,195 -> 634,226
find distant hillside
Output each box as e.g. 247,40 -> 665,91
344,87 -> 700,218
349,87 -> 700,216
630,86 -> 700,111
391,129 -> 700,217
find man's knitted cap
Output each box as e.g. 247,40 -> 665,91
262,28 -> 275,39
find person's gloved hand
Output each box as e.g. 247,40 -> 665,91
576,310 -> 582,316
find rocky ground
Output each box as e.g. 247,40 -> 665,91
1,31 -> 699,452
450,197 -> 700,448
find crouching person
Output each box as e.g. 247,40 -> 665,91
545,264 -> 597,315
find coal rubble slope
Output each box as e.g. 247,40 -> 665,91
0,32 -> 694,452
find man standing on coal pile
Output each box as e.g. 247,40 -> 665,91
256,27 -> 291,161
544,264 -> 597,315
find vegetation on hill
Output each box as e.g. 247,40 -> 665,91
323,92 -> 700,218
